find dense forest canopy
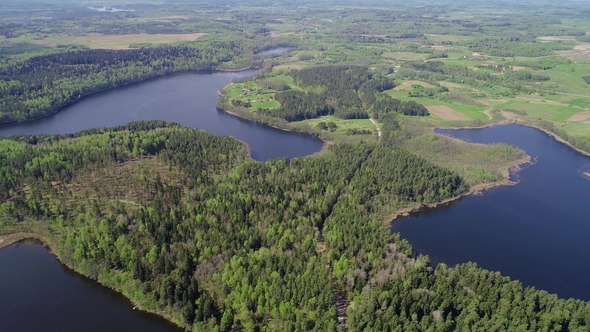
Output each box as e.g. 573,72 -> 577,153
0,38 -> 256,123
1,121 -> 589,330
258,66 -> 428,122
2,0 -> 590,330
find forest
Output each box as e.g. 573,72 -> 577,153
0,37 -> 256,123
254,66 -> 428,122
1,121 -> 589,331
2,0 -> 590,331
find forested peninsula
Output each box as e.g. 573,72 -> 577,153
1,120 -> 588,331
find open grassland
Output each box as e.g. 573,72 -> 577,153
383,52 -> 429,61
297,115 -> 375,135
385,87 -> 489,121
427,105 -> 472,121
399,118 -> 529,186
496,100 -> 583,122
224,82 -> 281,111
394,80 -> 436,90
561,122 -> 590,138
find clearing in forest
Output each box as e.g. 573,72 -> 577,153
72,33 -> 205,49
269,31 -> 297,38
556,43 -> 590,60
394,80 -> 435,90
538,36 -> 576,42
566,111 -> 590,122
427,105 -> 471,121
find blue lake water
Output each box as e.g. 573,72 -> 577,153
392,124 -> 590,300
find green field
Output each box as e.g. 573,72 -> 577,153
496,100 -> 583,122
297,115 -> 376,136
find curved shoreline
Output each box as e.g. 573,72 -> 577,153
2,69 -> 589,330
219,107 -> 333,155
0,232 -> 185,330
0,232 -> 52,251
433,117 -> 590,158
387,152 -> 532,223
387,112 -> 590,224
0,67 -> 250,129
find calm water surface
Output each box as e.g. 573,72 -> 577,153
0,70 -> 323,161
392,124 -> 590,300
0,241 -> 179,332
0,60 -> 322,331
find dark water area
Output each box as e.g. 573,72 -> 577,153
0,51 -> 321,331
0,241 -> 180,332
391,124 -> 590,300
0,70 -> 323,161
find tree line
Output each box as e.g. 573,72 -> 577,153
259,66 -> 429,122
0,39 -> 252,123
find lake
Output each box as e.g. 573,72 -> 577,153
0,64 -> 323,331
392,124 -> 590,300
0,70 -> 323,162
0,241 -> 179,332
2,66 -> 590,330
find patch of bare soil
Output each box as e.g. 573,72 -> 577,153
394,80 -> 435,90
566,111 -> 590,122
538,36 -> 576,41
501,111 -> 519,120
556,43 -> 590,60
427,105 -> 471,121
270,31 -> 296,38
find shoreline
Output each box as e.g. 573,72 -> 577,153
217,82 -> 332,154
0,232 -> 53,251
433,116 -> 590,158
219,106 -> 333,154
387,110 -> 590,224
387,148 -> 532,223
0,67 -> 250,128
0,231 -> 185,330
